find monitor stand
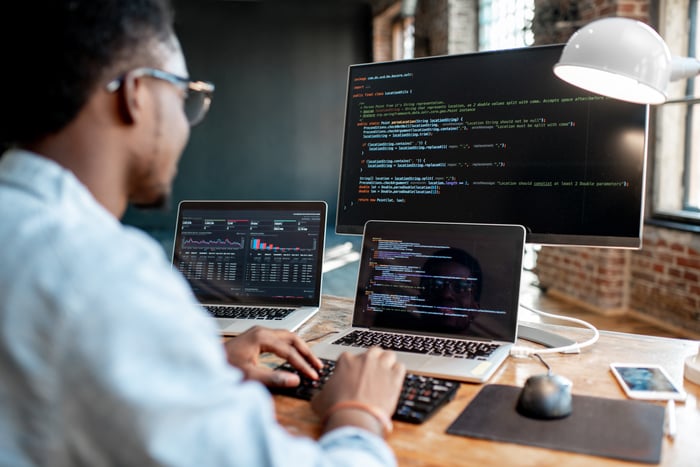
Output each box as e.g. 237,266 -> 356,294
517,323 -> 579,353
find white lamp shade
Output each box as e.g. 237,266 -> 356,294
553,17 -> 672,104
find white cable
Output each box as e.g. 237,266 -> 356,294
510,303 -> 600,357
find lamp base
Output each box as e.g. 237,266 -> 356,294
684,353 -> 700,386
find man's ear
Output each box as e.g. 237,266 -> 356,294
117,72 -> 145,125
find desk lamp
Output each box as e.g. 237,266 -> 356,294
553,17 -> 700,104
553,16 -> 700,385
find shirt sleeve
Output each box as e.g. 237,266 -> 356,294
53,229 -> 396,467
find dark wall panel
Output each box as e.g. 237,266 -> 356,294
123,0 -> 372,243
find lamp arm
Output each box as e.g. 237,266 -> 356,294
670,56 -> 700,81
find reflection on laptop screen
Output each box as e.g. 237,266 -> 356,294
173,202 -> 325,307
354,221 -> 523,342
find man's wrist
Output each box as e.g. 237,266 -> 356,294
322,401 -> 393,438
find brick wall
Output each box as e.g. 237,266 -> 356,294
629,226 -> 700,330
446,0 -> 478,54
578,0 -> 651,22
372,0 -> 476,59
536,247 -> 629,312
415,0 -> 449,56
532,0 -> 651,43
372,1 -> 402,62
536,224 -> 700,337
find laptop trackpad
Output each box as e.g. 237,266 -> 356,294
419,357 -> 490,379
393,352 -> 436,372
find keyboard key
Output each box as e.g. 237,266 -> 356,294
270,358 -> 459,424
332,330 -> 499,359
205,305 -> 293,320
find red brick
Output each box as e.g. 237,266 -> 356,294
657,253 -> 674,263
636,249 -> 654,258
670,243 -> 686,252
677,257 -> 700,269
631,270 -> 656,282
683,271 -> 699,282
598,266 -> 623,276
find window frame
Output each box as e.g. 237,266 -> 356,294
682,0 -> 699,212
649,0 -> 700,231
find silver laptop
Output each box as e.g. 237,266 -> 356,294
172,200 -> 327,335
312,220 -> 525,383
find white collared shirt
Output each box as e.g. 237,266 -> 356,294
0,149 -> 395,467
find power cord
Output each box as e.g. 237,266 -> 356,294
510,303 -> 600,358
532,352 -> 552,374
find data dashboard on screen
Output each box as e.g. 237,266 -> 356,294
335,44 -> 648,247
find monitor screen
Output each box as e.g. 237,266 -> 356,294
335,44 -> 648,247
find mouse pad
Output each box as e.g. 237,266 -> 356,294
446,384 -> 664,464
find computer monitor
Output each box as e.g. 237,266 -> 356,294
335,44 -> 648,248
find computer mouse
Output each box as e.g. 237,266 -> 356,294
516,373 -> 573,420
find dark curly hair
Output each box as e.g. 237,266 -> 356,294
0,0 -> 175,148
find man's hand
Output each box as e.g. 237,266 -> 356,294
311,347 -> 406,436
224,326 -> 323,388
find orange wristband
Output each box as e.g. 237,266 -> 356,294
323,400 -> 393,437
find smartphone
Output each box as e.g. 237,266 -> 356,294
610,363 -> 687,401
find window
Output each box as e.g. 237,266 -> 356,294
653,0 -> 700,225
373,1 -> 414,62
392,16 -> 415,60
478,0 -> 534,51
683,1 -> 700,210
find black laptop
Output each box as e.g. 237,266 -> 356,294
172,200 -> 327,335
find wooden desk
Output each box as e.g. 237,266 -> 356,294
273,296 -> 700,466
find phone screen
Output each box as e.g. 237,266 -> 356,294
615,366 -> 679,393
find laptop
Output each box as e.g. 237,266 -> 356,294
312,220 -> 525,383
172,200 -> 327,335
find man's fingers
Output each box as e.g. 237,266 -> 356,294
285,351 -> 320,380
243,366 -> 301,388
228,327 -> 323,381
260,331 -> 323,379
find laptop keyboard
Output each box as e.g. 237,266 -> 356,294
332,330 -> 499,360
271,358 -> 459,424
205,305 -> 294,320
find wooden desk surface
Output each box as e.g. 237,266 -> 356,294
273,295 -> 700,467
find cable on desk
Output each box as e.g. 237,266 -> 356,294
533,353 -> 552,374
510,303 -> 600,357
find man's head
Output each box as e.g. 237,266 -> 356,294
420,248 -> 482,309
1,0 -> 177,146
0,1 -> 213,213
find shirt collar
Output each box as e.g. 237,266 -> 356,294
0,148 -> 116,222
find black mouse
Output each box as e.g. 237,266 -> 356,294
516,373 -> 573,420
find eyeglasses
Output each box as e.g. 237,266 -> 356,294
424,278 -> 476,295
106,67 -> 215,126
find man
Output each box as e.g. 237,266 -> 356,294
0,1 -> 405,466
420,248 -> 482,332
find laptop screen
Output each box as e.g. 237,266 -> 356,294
172,200 -> 326,306
353,221 -> 524,341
